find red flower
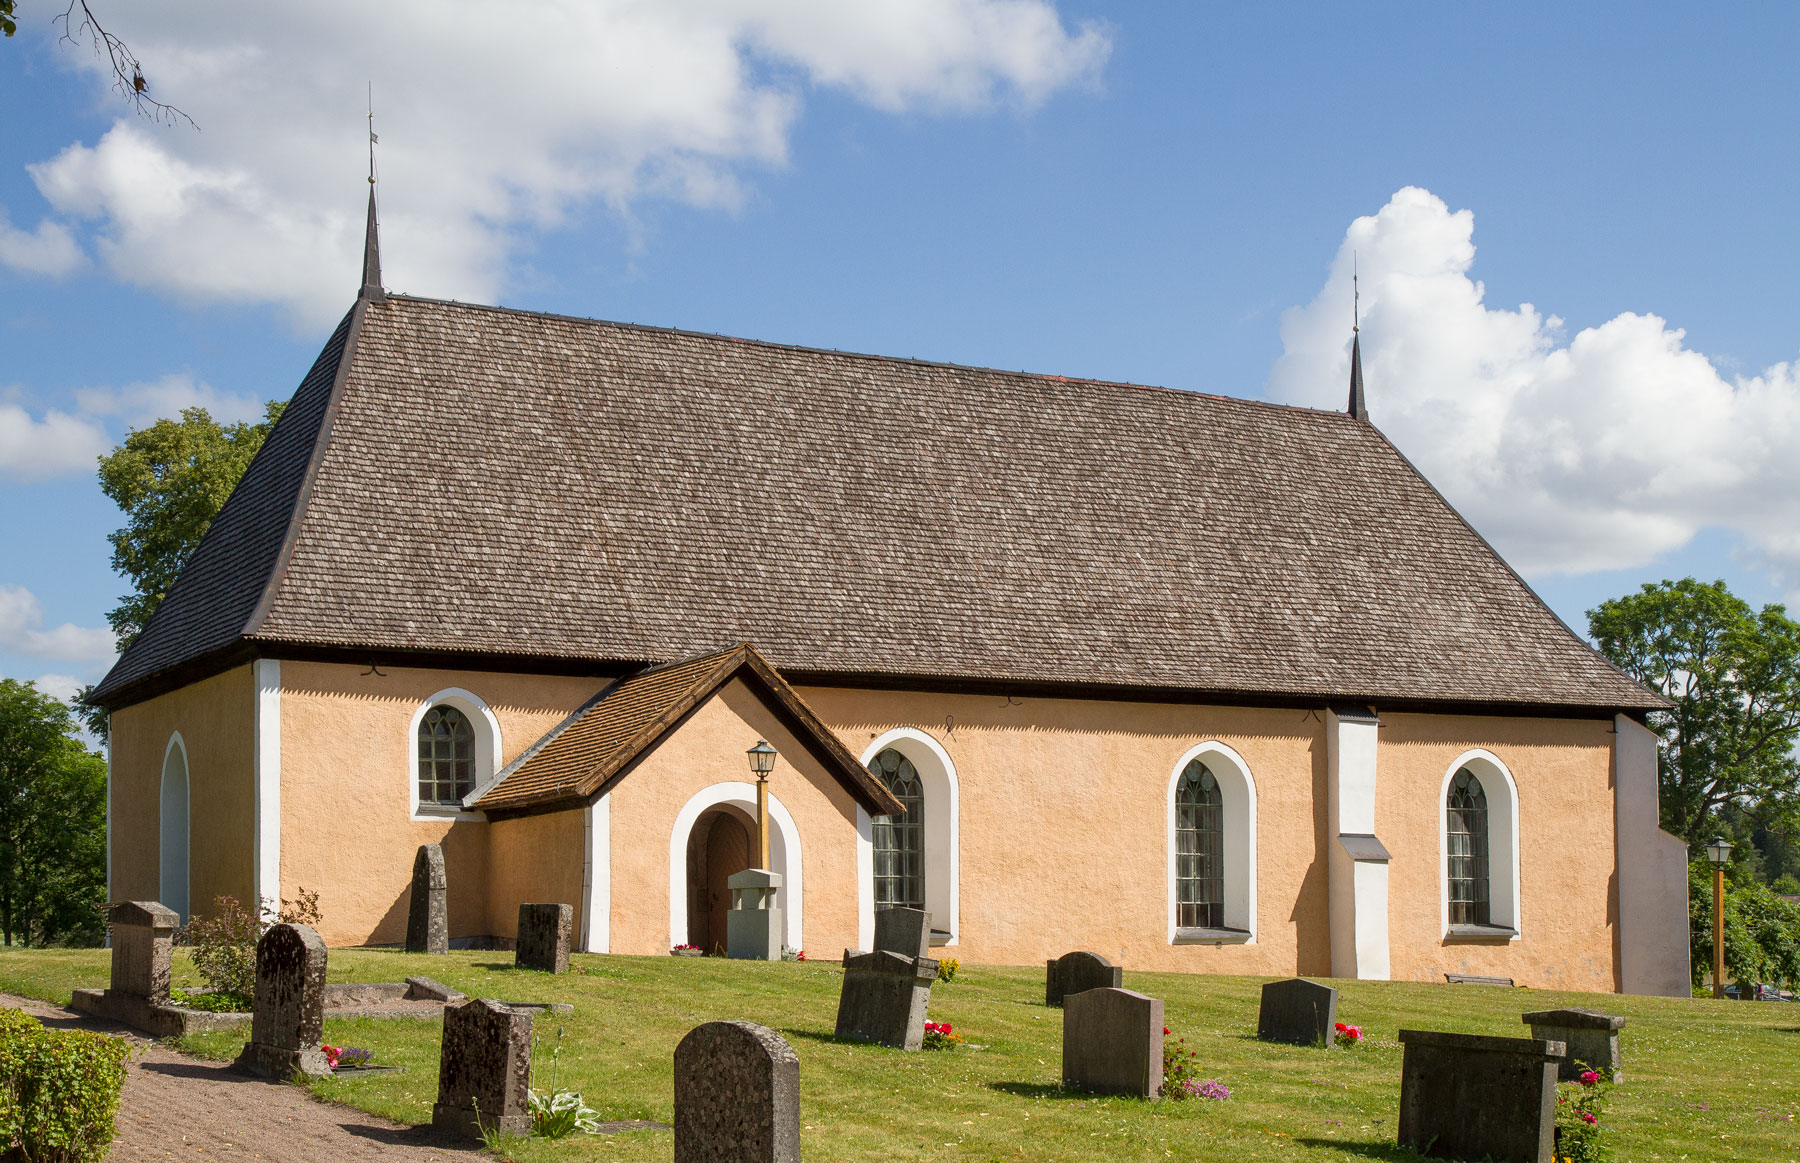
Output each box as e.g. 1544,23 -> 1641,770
1579,1070 -> 1601,1087
1163,1027 -> 1170,1035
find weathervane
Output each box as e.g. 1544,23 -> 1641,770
367,83 -> 379,188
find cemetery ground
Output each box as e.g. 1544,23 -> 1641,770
1,949 -> 1796,1162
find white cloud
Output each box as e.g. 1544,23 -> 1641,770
1266,186 -> 1800,589
0,206 -> 85,277
0,401 -> 109,481
25,1 -> 1109,328
0,586 -> 117,666
1,373 -> 262,481
27,674 -> 86,705
76,373 -> 265,429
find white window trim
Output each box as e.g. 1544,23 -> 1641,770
408,688 -> 499,821
1438,748 -> 1522,940
667,783 -> 803,952
253,659 -> 281,919
1166,741 -> 1258,944
580,793 -> 610,953
159,732 -> 190,922
859,728 -> 960,948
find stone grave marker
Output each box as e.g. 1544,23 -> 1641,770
726,869 -> 783,961
1522,1008 -> 1625,1082
234,922 -> 332,1078
109,900 -> 179,1001
1257,977 -> 1339,1046
674,1020 -> 800,1163
834,949 -> 939,1050
406,844 -> 448,954
433,999 -> 533,1139
1062,986 -> 1163,1098
873,905 -> 931,959
1045,950 -> 1123,1007
1397,1029 -> 1565,1163
516,903 -> 573,973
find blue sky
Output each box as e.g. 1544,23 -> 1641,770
4,3 -> 1798,700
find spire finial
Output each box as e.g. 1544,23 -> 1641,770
360,83 -> 384,302
1347,253 -> 1367,421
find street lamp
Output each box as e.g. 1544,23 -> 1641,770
747,741 -> 777,870
1706,837 -> 1733,999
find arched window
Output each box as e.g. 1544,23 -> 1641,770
869,748 -> 924,912
418,705 -> 475,806
1175,759 -> 1224,929
1446,767 -> 1490,927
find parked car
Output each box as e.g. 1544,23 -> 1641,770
1723,982 -> 1790,1001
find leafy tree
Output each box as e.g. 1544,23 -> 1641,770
1,2 -> 16,38
0,680 -> 107,947
94,403 -> 283,650
1688,859 -> 1800,991
1588,578 -> 1800,849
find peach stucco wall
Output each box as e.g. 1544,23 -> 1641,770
136,655 -> 1626,991
276,661 -> 602,946
605,679 -> 865,955
488,810 -> 586,940
108,664 -> 256,914
1377,713 -> 1617,990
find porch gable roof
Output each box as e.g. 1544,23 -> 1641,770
470,643 -> 903,818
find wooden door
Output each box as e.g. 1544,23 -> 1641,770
704,813 -> 750,955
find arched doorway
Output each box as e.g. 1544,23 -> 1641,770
684,807 -> 753,954
159,735 -> 190,921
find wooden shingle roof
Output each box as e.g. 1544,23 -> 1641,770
469,643 -> 903,817
92,293 -> 1663,713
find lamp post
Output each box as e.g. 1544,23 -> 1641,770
747,740 -> 777,870
1705,837 -> 1733,999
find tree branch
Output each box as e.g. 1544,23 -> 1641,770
55,0 -> 196,129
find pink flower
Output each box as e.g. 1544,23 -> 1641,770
1579,1070 -> 1601,1087
322,1043 -> 342,1069
1580,1111 -> 1597,1125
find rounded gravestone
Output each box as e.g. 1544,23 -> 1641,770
674,1020 -> 800,1163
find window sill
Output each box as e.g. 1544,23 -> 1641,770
1444,923 -> 1518,943
1173,926 -> 1252,946
929,929 -> 954,948
413,805 -> 486,823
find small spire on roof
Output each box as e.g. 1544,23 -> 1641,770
1347,254 -> 1367,421
360,84 -> 385,302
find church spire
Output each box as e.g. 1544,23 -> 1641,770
360,86 -> 385,302
1347,256 -> 1367,421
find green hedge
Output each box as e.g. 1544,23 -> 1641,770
0,1006 -> 129,1162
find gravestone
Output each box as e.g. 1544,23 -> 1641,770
234,923 -> 331,1078
515,903 -> 573,973
406,844 -> 448,954
674,1020 -> 800,1163
1045,950 -> 1123,1007
108,900 -> 179,1001
1397,1029 -> 1566,1163
433,999 -> 534,1139
834,949 -> 939,1049
726,869 -> 782,961
1257,977 -> 1339,1046
1522,1009 -> 1625,1082
874,906 -> 931,959
1062,986 -> 1163,1098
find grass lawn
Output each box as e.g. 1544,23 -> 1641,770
1,948 -> 1796,1161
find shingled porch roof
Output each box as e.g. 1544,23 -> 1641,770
469,644 -> 904,819
90,292 -> 1664,715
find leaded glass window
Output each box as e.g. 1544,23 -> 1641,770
869,748 -> 924,911
1447,767 -> 1490,926
418,705 -> 475,806
1175,759 -> 1224,929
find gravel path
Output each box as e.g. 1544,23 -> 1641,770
1,993 -> 476,1161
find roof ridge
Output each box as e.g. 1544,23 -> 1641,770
379,293 -> 1361,424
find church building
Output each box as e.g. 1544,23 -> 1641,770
90,199 -> 1692,994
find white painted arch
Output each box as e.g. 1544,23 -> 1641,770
1166,740 -> 1258,943
668,782 -> 803,952
858,728 -> 960,950
408,688 -> 501,820
1438,748 -> 1522,939
159,732 -> 190,922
